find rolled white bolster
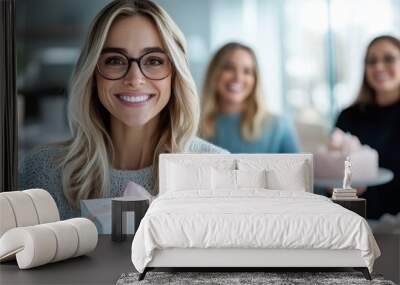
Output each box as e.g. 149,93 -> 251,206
64,218 -> 98,257
0,189 -> 60,238
23,189 -> 60,223
0,218 -> 98,269
0,191 -> 39,228
0,226 -> 57,269
42,221 -> 79,263
0,196 -> 17,237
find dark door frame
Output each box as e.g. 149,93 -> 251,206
0,0 -> 17,192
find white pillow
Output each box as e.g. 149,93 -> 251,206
212,168 -> 237,190
236,169 -> 268,189
211,169 -> 268,190
209,159 -> 237,171
167,162 -> 212,191
237,159 -> 307,191
267,162 -> 307,191
268,162 -> 307,192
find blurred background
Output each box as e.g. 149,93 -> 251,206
15,1 -> 400,282
16,0 -> 400,157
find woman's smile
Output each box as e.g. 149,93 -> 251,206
115,92 -> 156,107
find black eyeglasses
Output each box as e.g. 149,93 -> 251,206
365,54 -> 400,66
97,50 -> 172,80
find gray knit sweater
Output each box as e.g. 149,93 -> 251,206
19,137 -> 227,219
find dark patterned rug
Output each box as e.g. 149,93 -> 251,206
116,271 -> 396,285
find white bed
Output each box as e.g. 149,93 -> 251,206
131,154 -> 380,280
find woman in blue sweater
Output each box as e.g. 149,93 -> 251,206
19,0 -> 226,219
199,42 -> 300,153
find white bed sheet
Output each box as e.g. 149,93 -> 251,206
131,190 -> 380,273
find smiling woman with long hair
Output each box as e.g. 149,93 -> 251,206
19,0 -> 226,219
335,35 -> 400,219
199,42 -> 300,153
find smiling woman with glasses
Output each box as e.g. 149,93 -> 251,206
335,35 -> 400,220
18,0 -> 226,220
97,48 -> 172,80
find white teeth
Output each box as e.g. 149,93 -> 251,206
227,83 -> 242,92
375,74 -> 389,81
119,95 -> 150,103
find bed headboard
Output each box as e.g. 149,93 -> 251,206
159,154 -> 313,194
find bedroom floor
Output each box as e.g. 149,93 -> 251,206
373,232 -> 400,284
117,271 -> 395,285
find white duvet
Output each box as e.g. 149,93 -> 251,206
131,190 -> 380,273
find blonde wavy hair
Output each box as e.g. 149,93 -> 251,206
60,0 -> 199,208
199,42 -> 267,141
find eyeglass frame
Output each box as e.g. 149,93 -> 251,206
96,47 -> 173,81
365,54 -> 400,66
